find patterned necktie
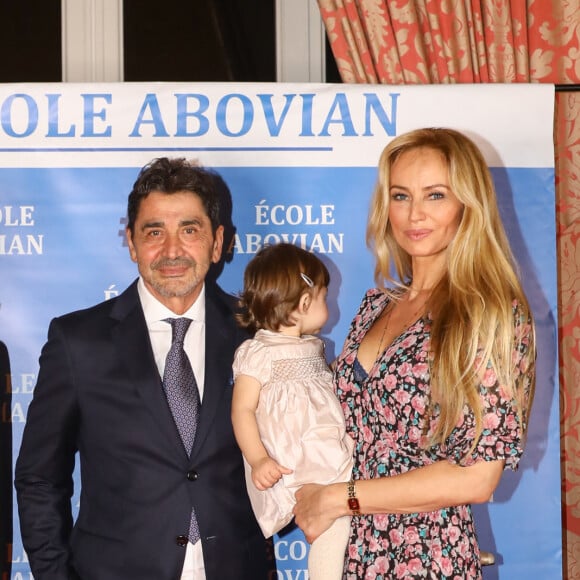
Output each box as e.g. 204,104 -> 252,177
163,317 -> 201,543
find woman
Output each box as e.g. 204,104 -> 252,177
292,128 -> 536,578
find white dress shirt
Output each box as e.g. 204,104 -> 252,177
137,278 -> 206,578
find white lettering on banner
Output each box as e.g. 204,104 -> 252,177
104,285 -> 119,300
234,232 -> 344,255
0,234 -> 43,255
3,376 -> 35,423
255,202 -> 335,226
274,539 -> 308,561
5,373 -> 35,394
270,571 -> 309,580
0,205 -> 35,226
10,574 -> 34,580
0,91 -> 399,140
3,401 -> 27,423
0,205 -> 43,254
239,200 -> 344,255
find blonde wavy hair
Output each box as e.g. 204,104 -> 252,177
366,128 -> 536,450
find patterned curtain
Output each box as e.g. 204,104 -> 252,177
317,0 -> 580,574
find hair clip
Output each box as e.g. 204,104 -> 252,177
300,273 -> 314,287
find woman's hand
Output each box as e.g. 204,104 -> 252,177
293,483 -> 342,544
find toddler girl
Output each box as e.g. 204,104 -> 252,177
232,242 -> 354,580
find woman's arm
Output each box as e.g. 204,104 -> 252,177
293,458 -> 504,543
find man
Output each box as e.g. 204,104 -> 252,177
15,158 -> 271,579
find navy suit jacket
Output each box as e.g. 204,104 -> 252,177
15,280 -> 271,580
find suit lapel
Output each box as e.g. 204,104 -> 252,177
110,281 -> 186,458
190,287 -> 235,458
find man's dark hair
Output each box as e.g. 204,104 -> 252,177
127,157 -> 221,234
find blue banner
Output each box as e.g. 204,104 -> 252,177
1,83 -> 559,579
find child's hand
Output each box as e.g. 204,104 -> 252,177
251,457 -> 293,490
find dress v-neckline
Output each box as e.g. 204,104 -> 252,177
357,309 -> 424,377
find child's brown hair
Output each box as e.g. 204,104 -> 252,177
237,243 -> 330,333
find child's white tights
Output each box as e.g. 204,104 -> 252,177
307,515 -> 351,580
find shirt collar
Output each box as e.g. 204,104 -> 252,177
137,277 -> 206,325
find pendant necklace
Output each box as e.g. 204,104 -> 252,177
375,304 -> 394,361
375,295 -> 429,361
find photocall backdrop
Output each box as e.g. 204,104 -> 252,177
0,83 -> 558,579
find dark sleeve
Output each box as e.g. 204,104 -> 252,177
14,318 -> 79,579
0,342 -> 12,579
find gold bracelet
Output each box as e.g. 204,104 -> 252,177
347,479 -> 360,515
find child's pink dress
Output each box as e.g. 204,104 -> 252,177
233,329 -> 354,538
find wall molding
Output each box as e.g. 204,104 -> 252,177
61,0 -> 123,82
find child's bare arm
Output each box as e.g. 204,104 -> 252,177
232,374 -> 292,490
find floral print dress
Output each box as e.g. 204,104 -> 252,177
334,289 -> 533,579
